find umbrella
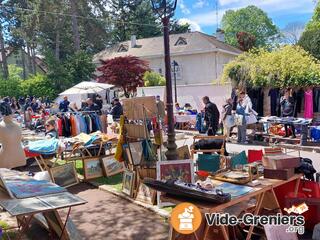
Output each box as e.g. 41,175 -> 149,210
59,81 -> 114,95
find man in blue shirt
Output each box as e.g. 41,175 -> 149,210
59,96 -> 70,112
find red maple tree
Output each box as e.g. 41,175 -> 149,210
236,32 -> 256,51
96,56 -> 150,97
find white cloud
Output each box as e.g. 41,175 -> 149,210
193,0 -> 208,9
178,18 -> 202,31
189,0 -> 315,27
178,0 -> 191,14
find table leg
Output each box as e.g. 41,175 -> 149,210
221,225 -> 229,240
59,207 -> 72,240
16,214 -> 34,240
294,177 -> 301,197
271,188 -> 282,214
246,192 -> 265,240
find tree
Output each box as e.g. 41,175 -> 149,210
305,1 -> 320,31
143,71 -> 165,86
170,19 -> 191,34
299,28 -> 320,60
221,5 -> 278,47
236,32 -> 256,51
222,46 -> 320,88
97,56 -> 150,97
109,0 -> 161,42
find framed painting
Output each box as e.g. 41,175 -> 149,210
122,170 -> 135,197
156,160 -> 195,207
49,163 -> 79,188
122,144 -> 133,166
128,142 -> 143,166
135,182 -> 156,205
101,155 -> 125,177
83,158 -> 103,180
176,145 -> 191,160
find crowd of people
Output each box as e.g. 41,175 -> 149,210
0,94 -> 124,135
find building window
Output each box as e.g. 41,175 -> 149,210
174,37 -> 187,46
117,44 -> 128,52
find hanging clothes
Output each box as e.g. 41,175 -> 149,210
295,88 -> 304,116
268,88 -> 280,116
313,88 -> 320,113
304,89 -> 314,119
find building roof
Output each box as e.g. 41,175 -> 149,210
93,31 -> 242,63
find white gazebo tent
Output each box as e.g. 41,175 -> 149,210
56,81 -> 115,107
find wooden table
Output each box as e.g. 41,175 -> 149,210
163,174 -> 302,240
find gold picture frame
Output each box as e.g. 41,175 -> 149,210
83,158 -> 104,180
49,163 -> 79,188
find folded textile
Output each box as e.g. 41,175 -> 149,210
27,138 -> 59,155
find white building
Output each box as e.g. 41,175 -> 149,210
93,31 -> 242,85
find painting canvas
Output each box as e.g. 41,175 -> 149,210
38,192 -> 86,209
101,155 -> 125,177
0,197 -> 51,216
129,142 -> 143,166
123,144 -> 133,166
136,183 -> 156,205
157,160 -> 194,207
49,163 -> 79,188
83,158 -> 103,180
176,145 -> 191,160
122,170 -> 135,197
5,179 -> 66,199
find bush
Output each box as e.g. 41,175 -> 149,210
20,74 -> 56,99
222,45 -> 320,88
143,71 -> 166,87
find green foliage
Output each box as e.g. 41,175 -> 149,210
0,65 -> 23,97
20,75 -> 56,99
221,5 -> 278,48
222,46 -> 320,88
305,1 -> 320,31
299,28 -> 320,60
46,50 -> 95,93
143,71 -> 165,86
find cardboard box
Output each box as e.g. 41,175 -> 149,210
262,154 -> 300,170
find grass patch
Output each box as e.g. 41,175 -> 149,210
0,221 -> 17,240
56,159 -> 122,191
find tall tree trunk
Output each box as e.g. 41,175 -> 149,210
0,27 -> 9,79
31,47 -> 36,74
21,49 -> 27,79
27,45 -> 33,74
70,0 -> 81,51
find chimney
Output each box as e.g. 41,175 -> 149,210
216,28 -> 225,42
131,35 -> 136,48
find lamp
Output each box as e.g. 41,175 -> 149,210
151,0 -> 178,160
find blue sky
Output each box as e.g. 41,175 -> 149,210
174,0 -> 317,34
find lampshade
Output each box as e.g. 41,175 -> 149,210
151,0 -> 178,18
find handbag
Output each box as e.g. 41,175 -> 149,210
246,113 -> 257,125
234,114 -> 243,126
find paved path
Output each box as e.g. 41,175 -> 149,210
67,183 -> 169,240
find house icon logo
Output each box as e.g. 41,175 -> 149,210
171,202 -> 202,234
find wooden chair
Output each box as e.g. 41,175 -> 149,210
190,135 -> 226,159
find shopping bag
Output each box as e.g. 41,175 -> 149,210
246,113 -> 257,125
225,115 -> 235,128
234,114 -> 243,126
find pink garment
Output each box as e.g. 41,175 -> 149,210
304,89 -> 313,119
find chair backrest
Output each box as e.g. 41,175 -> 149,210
248,149 -> 263,163
197,154 -> 220,173
230,151 -> 248,169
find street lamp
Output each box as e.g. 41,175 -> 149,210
172,60 -> 179,104
151,0 -> 178,160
